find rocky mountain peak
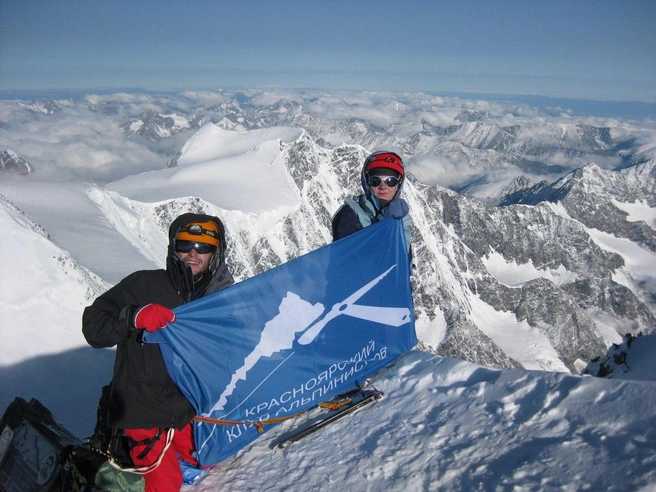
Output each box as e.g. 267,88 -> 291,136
0,150 -> 33,175
151,128 -> 655,374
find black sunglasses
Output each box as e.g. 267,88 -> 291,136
175,240 -> 217,254
368,175 -> 400,188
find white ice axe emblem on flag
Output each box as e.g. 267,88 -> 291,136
297,264 -> 411,345
203,264 -> 410,418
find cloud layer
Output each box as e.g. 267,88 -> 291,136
1,90 -> 655,189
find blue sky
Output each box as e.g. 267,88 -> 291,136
1,0 -> 655,102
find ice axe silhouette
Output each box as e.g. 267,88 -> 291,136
297,265 -> 411,345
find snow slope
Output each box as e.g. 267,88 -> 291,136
187,348 -> 656,491
2,185 -> 655,491
1,122 -> 655,490
108,124 -> 304,214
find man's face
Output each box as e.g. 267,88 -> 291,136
176,245 -> 214,276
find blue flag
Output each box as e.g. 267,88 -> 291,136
144,218 -> 416,465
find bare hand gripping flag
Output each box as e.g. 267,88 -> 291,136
144,218 -> 417,465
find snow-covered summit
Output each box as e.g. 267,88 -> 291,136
186,346 -> 656,491
108,124 -> 305,214
3,122 -> 654,378
0,92 -> 655,489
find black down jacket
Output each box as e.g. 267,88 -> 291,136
82,213 -> 234,430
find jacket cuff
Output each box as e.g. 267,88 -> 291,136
119,305 -> 141,338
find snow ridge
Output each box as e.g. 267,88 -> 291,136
97,125 -> 656,374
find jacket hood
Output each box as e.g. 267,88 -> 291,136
167,213 -> 234,301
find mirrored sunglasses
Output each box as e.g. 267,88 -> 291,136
368,175 -> 400,188
175,240 -> 217,254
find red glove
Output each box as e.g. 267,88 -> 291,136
134,304 -> 176,332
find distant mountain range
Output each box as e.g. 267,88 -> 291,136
127,94 -> 652,204
1,91 -> 655,375
4,91 -> 655,203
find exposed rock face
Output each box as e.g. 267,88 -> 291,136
146,131 -> 656,374
0,150 -> 33,175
